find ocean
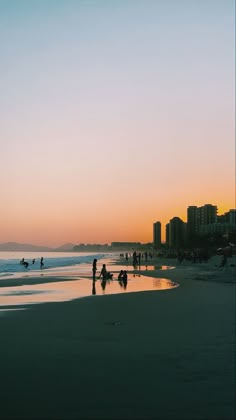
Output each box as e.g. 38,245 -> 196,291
0,251 -> 107,279
0,251 -> 177,307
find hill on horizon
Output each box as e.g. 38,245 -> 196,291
53,243 -> 76,252
0,242 -> 53,252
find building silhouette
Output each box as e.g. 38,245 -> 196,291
169,217 -> 186,248
217,209 -> 236,225
161,204 -> 235,248
153,221 -> 161,249
165,223 -> 170,247
187,204 -> 218,241
187,206 -> 199,237
198,204 -> 217,225
199,222 -> 236,236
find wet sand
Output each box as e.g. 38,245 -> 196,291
0,255 -> 235,419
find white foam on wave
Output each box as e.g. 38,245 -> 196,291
0,252 -> 105,276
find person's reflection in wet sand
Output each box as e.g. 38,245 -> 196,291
123,270 -> 128,290
118,270 -> 124,288
101,279 -> 107,292
92,280 -> 96,295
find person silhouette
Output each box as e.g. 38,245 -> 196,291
20,258 -> 29,268
99,264 -> 107,280
40,257 -> 44,269
122,270 -> 128,289
92,259 -> 97,281
118,270 -> 124,280
118,270 -> 124,287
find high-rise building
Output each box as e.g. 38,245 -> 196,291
218,209 -> 236,224
198,204 -> 217,225
187,206 -> 199,236
165,223 -> 170,247
187,204 -> 217,239
169,217 -> 186,248
229,209 -> 236,224
153,221 -> 161,249
199,223 -> 236,236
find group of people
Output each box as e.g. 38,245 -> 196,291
20,257 -> 44,269
92,259 -> 128,291
92,259 -> 113,281
118,270 -> 128,289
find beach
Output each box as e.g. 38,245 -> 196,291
0,254 -> 235,419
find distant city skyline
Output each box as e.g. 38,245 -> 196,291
0,0 -> 235,247
157,204 -> 236,247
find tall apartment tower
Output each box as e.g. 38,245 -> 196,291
169,217 -> 186,248
187,206 -> 199,236
153,221 -> 161,249
187,204 -> 217,238
229,209 -> 236,224
198,204 -> 217,225
166,223 -> 170,247
217,209 -> 236,224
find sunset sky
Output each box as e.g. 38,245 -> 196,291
0,0 -> 235,246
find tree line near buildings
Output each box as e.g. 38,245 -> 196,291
73,243 -> 154,252
73,231 -> 236,254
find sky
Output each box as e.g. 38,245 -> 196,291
0,0 -> 235,246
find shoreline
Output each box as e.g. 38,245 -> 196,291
0,255 -> 235,419
115,254 -> 236,284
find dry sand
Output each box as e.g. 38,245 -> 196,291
0,255 -> 235,419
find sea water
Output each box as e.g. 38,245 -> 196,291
0,251 -> 106,278
0,252 -> 178,307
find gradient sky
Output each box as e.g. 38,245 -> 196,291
0,0 -> 235,246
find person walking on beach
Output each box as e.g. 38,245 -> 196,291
133,251 -> 138,267
138,253 -> 141,266
40,257 -> 44,269
92,259 -> 97,281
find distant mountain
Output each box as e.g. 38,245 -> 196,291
53,243 -> 76,252
0,242 -> 53,252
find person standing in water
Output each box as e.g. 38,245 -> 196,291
40,257 -> 44,269
92,259 -> 97,281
